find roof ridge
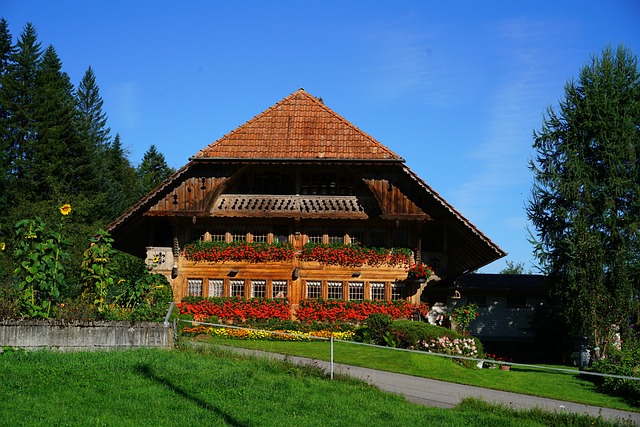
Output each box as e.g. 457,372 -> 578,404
191,89 -> 403,161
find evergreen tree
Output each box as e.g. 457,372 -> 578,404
136,145 -> 175,198
527,45 -> 640,356
104,134 -> 138,219
1,22 -> 42,203
34,45 -> 95,197
0,19 -> 16,208
76,66 -> 110,149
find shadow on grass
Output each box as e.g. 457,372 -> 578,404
135,364 -> 248,427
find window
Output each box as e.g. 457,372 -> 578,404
348,282 -> 364,301
370,282 -> 385,301
273,225 -> 290,243
251,280 -> 266,298
187,278 -> 203,297
231,227 -> 246,242
391,283 -> 405,301
272,280 -> 288,298
328,226 -> 344,244
306,281 -> 321,298
230,280 -> 245,297
328,281 -> 343,300
208,279 -> 224,297
306,227 -> 323,244
210,227 -> 226,242
252,227 -> 268,243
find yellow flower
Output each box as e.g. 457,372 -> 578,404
59,204 -> 72,216
0,242 -> 4,251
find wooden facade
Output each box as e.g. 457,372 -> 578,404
107,89 -> 505,307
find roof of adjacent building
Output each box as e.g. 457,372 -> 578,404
191,88 -> 403,161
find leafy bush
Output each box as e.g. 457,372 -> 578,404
391,320 -> 460,349
365,313 -> 395,346
590,344 -> 640,405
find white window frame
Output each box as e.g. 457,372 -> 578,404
208,279 -> 224,297
272,280 -> 288,298
187,278 -> 203,297
328,281 -> 343,300
251,280 -> 266,298
230,279 -> 245,297
348,282 -> 364,301
391,283 -> 405,301
306,281 -> 321,298
370,282 -> 385,301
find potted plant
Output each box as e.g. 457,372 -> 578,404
406,263 -> 432,282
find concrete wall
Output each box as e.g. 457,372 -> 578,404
0,319 -> 174,351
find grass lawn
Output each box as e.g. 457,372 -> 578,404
187,335 -> 639,413
0,346 -> 632,427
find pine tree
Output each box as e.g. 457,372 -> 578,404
34,45 -> 95,197
0,19 -> 16,208
77,66 -> 110,149
103,134 -> 138,219
136,145 -> 175,198
1,22 -> 42,203
527,45 -> 640,356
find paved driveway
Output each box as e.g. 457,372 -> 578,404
206,344 -> 640,425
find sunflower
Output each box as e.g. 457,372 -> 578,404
59,204 -> 72,216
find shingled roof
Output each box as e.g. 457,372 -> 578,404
191,88 -> 403,161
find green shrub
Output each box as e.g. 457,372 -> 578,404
365,313 -> 395,346
391,320 -> 460,349
590,343 -> 640,406
390,320 -> 484,368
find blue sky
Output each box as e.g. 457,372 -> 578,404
3,1 -> 639,273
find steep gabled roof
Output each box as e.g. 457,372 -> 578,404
191,88 -> 403,161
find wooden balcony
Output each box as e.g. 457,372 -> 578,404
212,194 -> 370,218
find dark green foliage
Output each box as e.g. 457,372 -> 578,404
102,134 -> 139,219
0,20 -> 174,316
76,66 -> 110,148
34,46 -> 96,198
364,313 -> 395,346
1,23 -> 42,202
135,144 -> 175,198
590,340 -> 640,406
527,45 -> 640,355
391,319 -> 461,348
0,19 -> 15,209
499,260 -> 529,274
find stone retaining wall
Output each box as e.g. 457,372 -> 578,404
0,319 -> 174,351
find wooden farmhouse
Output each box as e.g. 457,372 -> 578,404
107,89 -> 505,309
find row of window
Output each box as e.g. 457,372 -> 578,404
186,279 -> 406,301
191,225 -> 408,247
187,279 -> 288,298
